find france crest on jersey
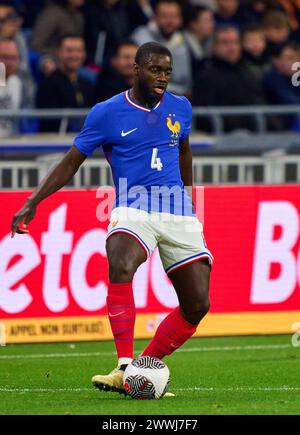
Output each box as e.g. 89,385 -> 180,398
74,90 -> 195,216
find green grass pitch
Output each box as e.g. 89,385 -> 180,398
0,334 -> 299,415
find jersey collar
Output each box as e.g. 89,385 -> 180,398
125,90 -> 162,112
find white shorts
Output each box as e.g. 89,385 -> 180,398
106,207 -> 214,275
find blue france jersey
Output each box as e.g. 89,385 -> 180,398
74,90 -> 194,216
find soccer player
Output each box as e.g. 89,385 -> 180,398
11,42 -> 213,396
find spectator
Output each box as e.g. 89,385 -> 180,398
184,5 -> 215,78
94,40 -> 138,102
264,41 -> 300,104
85,0 -> 131,64
38,54 -> 57,78
0,38 -> 34,137
18,0 -> 47,28
239,0 -> 283,26
242,24 -> 270,81
193,26 -> 265,132
126,0 -> 155,32
0,3 -> 30,74
189,0 -> 216,9
31,0 -> 85,55
36,34 -> 93,132
132,0 -> 192,95
0,0 -> 21,10
278,0 -> 300,33
263,10 -> 291,57
214,0 -> 242,27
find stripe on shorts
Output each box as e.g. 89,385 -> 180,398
166,251 -> 214,274
106,227 -> 151,257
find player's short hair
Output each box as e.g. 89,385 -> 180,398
135,42 -> 173,65
56,33 -> 84,48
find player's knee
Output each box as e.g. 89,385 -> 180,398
196,297 -> 210,317
108,255 -> 137,282
182,295 -> 210,324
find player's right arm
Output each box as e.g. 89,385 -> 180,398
11,146 -> 86,237
11,102 -> 106,237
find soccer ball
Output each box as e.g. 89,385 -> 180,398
123,356 -> 170,400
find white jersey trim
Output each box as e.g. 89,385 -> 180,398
124,90 -> 162,112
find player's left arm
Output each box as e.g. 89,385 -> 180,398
179,136 -> 193,199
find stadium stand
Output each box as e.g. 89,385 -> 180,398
1,0 -> 300,187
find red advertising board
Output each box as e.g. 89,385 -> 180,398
1,186 -> 300,343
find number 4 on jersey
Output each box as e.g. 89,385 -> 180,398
151,147 -> 163,171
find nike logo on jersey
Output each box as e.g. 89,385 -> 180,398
121,128 -> 138,137
109,311 -> 125,317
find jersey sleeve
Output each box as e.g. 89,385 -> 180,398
74,103 -> 107,156
181,97 -> 193,141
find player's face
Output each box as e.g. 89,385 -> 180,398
135,54 -> 172,102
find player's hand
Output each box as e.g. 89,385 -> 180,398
11,199 -> 37,238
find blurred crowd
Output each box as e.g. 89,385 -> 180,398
1,0 -> 300,136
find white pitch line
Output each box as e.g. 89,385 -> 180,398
175,344 -> 292,353
176,387 -> 300,392
0,343 -> 292,360
0,386 -> 298,394
0,387 -> 91,393
0,351 -> 117,360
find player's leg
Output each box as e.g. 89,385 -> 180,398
92,233 -> 146,393
169,259 -> 211,325
141,214 -> 213,360
106,233 -> 147,365
141,260 -> 210,359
